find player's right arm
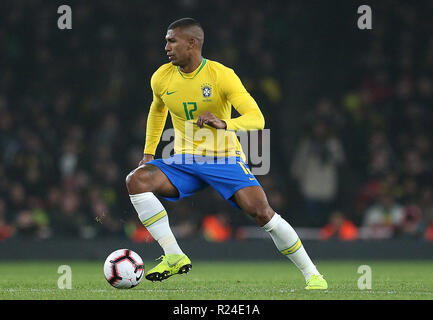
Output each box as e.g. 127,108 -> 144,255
140,72 -> 169,165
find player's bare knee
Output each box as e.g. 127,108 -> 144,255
125,167 -> 154,194
255,204 -> 273,218
252,204 -> 274,226
260,206 -> 275,223
244,201 -> 273,221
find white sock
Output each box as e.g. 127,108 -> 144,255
129,192 -> 183,255
263,213 -> 320,281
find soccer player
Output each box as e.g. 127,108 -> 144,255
126,18 -> 327,290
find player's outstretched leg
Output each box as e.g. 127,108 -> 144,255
126,164 -> 192,281
233,186 -> 328,290
262,213 -> 327,290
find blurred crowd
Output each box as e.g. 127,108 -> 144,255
0,1 -> 432,242
290,1 -> 433,240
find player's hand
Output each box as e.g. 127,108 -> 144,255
139,154 -> 154,166
196,111 -> 227,129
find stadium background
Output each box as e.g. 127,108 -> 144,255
0,0 -> 432,260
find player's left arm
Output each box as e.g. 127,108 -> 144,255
221,68 -> 265,131
196,68 -> 265,131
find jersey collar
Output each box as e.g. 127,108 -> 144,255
177,58 -> 207,79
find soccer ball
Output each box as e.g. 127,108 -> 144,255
104,249 -> 145,289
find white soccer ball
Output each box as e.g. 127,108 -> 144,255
103,249 -> 145,289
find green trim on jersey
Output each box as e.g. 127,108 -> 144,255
177,58 -> 207,79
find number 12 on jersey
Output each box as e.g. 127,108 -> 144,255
183,102 -> 197,120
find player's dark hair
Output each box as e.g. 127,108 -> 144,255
168,18 -> 202,31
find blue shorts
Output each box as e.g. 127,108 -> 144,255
147,154 -> 262,209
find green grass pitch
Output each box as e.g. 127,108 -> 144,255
1,260 -> 432,300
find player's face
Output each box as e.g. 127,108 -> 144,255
165,28 -> 191,66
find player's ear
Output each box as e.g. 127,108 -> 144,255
188,37 -> 197,49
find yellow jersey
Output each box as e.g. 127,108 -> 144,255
144,58 -> 265,160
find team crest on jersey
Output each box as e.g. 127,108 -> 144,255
201,83 -> 212,98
